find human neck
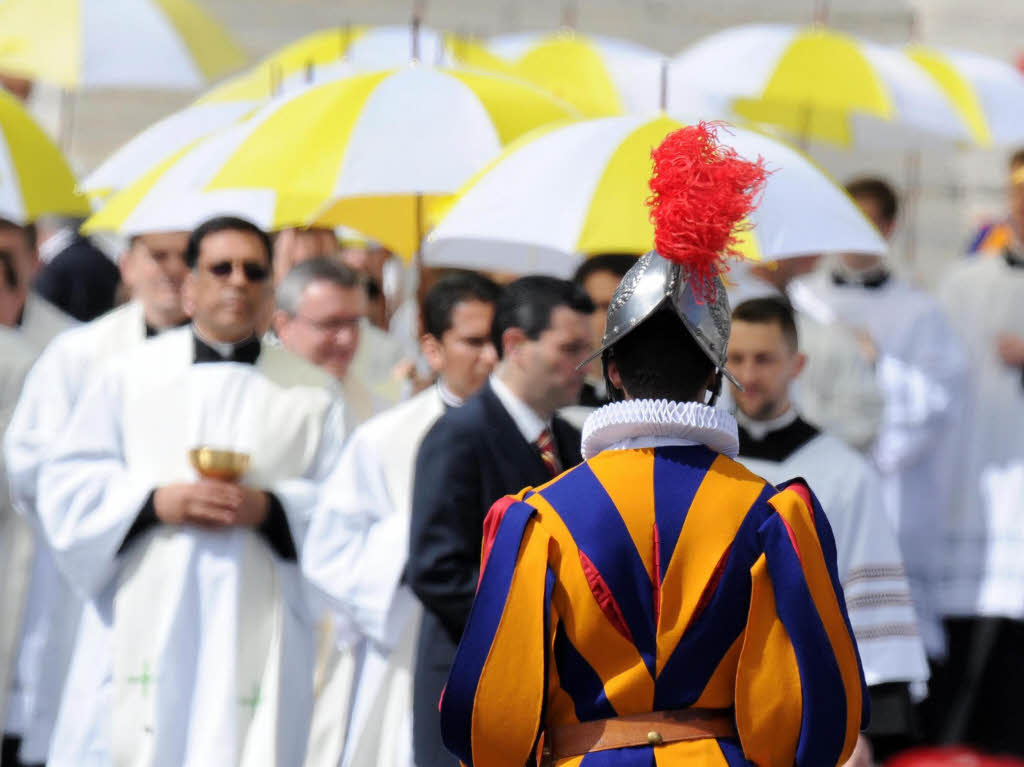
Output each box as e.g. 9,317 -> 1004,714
143,305 -> 187,332
734,403 -> 798,440
192,320 -> 254,347
496,363 -> 552,421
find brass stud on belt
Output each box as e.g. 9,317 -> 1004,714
647,730 -> 663,746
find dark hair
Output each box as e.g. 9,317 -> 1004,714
492,275 -> 594,359
364,277 -> 383,302
1010,148 -> 1024,170
845,177 -> 899,226
0,218 -> 36,251
275,257 -> 363,315
732,296 -> 800,351
422,270 -> 501,339
572,253 -> 639,285
185,216 -> 273,269
610,308 -> 714,402
0,249 -> 18,290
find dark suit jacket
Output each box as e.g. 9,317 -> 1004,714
33,235 -> 120,322
408,381 -> 581,766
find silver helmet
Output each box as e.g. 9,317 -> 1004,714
580,250 -> 740,389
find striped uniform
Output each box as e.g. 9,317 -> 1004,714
441,445 -> 868,766
968,221 -> 1013,257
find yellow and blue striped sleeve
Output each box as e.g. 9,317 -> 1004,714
736,480 -> 868,767
440,495 -> 554,767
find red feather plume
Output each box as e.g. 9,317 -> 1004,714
648,122 -> 768,301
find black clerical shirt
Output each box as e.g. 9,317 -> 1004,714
118,330 -> 296,560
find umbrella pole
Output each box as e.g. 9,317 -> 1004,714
409,191 -> 424,349
904,149 -> 921,266
659,59 -> 668,112
60,88 -> 76,156
411,0 -> 425,62
799,102 -> 812,152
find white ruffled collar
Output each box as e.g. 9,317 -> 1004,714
581,399 -> 739,460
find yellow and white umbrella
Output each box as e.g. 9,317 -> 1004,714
0,0 -> 245,90
669,24 -> 968,148
0,88 -> 88,223
85,67 -> 579,255
453,31 -> 665,117
202,25 -> 449,104
424,114 -> 888,277
905,45 -> 1024,148
82,99 -> 258,197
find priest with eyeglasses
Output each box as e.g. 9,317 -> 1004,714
37,217 -> 350,766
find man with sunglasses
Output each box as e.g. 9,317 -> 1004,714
36,217 -> 352,766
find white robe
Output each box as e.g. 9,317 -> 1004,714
794,271 -> 967,656
38,327 -> 347,767
18,291 -> 75,351
737,422 -> 931,691
302,369 -> 391,767
0,328 -> 37,740
303,384 -> 446,767
936,257 -> 1024,619
727,270 -> 884,451
3,301 -> 147,762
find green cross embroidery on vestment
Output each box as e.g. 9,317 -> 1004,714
127,661 -> 155,698
239,683 -> 261,713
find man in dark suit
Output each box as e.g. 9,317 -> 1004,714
408,275 -> 594,766
34,218 -> 120,322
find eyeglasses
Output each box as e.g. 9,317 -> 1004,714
206,260 -> 270,282
293,314 -> 362,334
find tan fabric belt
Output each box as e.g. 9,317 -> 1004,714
542,708 -> 737,764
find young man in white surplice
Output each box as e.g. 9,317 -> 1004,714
3,231 -> 191,767
302,271 -> 501,767
37,217 -> 349,767
727,296 -> 930,765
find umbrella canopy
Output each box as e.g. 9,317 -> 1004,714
202,25 -> 449,104
0,0 -> 245,90
669,24 -> 968,148
82,99 -> 257,197
82,131 -> 275,236
453,31 -> 665,117
906,45 -> 1024,148
424,114 -> 888,277
85,66 -> 578,254
0,88 -> 89,223
204,66 -> 579,257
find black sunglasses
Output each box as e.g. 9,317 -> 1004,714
206,260 -> 270,282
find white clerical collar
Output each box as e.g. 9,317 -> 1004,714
192,324 -> 240,358
436,378 -> 464,409
489,373 -> 548,444
582,399 -> 739,460
734,406 -> 799,441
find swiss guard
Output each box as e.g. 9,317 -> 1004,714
438,123 -> 868,767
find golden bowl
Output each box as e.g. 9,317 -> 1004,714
188,448 -> 250,482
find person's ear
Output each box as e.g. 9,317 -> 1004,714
501,326 -> 527,361
270,310 -> 289,338
182,272 -> 197,318
792,351 -> 807,378
118,248 -> 134,288
420,333 -> 444,374
607,358 -> 624,390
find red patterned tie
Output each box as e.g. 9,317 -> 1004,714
536,427 -> 561,478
